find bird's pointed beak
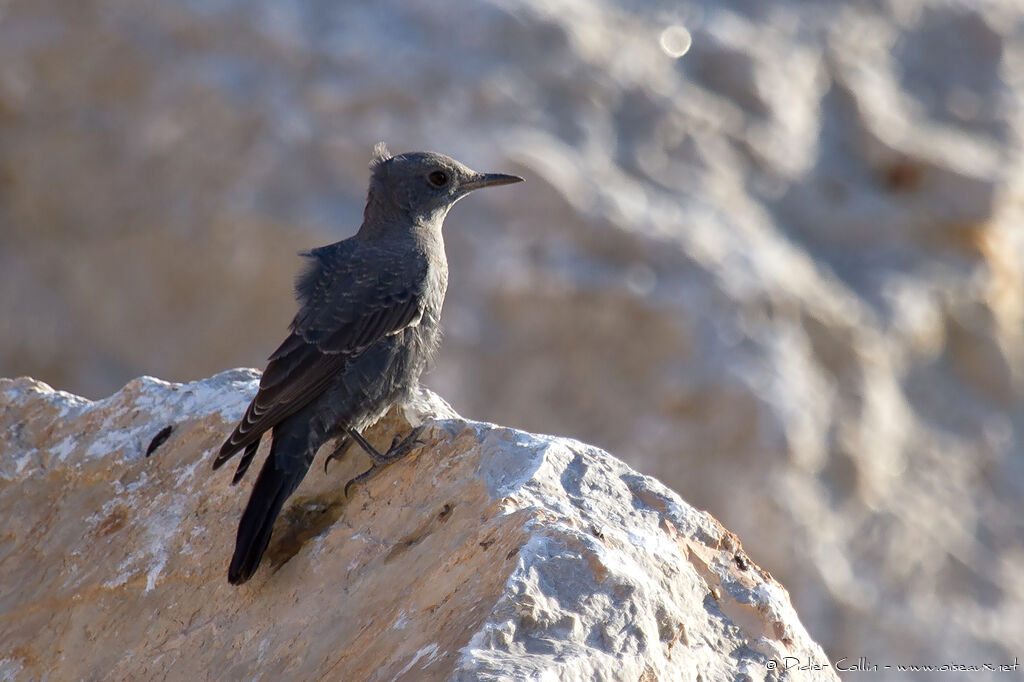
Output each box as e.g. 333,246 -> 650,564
460,172 -> 524,193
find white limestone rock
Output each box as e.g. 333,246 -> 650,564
0,372 -> 835,681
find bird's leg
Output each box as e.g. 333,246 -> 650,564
342,425 -> 427,496
344,427 -> 386,463
323,435 -> 352,473
344,425 -> 426,465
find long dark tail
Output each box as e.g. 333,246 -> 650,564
228,427 -> 312,585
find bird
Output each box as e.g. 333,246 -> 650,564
212,143 -> 522,584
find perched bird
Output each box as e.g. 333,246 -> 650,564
212,144 -> 522,584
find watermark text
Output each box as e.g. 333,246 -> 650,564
765,656 -> 1020,673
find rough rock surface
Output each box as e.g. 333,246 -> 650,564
0,371 -> 835,681
2,0 -> 1023,672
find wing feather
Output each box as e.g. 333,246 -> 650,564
212,240 -> 428,472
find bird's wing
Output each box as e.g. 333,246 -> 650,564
213,241 -> 428,469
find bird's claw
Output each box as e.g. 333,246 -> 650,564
323,436 -> 352,473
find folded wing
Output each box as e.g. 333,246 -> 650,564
212,241 -> 427,476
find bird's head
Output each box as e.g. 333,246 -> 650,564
363,143 -> 523,228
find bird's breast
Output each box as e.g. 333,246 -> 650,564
420,246 -> 448,311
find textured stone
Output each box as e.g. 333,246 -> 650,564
0,372 -> 834,681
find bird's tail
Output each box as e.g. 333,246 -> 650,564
228,428 -> 311,585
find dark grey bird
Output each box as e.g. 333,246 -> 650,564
212,144 -> 522,585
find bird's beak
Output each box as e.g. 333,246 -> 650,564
460,172 -> 524,193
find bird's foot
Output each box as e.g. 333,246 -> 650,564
342,425 -> 428,496
383,424 -> 427,462
345,424 -> 426,466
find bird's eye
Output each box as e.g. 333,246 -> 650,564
428,170 -> 449,187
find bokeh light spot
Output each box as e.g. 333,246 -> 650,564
659,25 -> 692,58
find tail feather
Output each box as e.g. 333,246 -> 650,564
231,441 -> 261,485
227,431 -> 310,585
212,434 -> 245,471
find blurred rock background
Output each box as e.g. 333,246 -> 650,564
1,0 -> 1021,674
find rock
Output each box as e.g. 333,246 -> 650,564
0,371 -> 835,680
